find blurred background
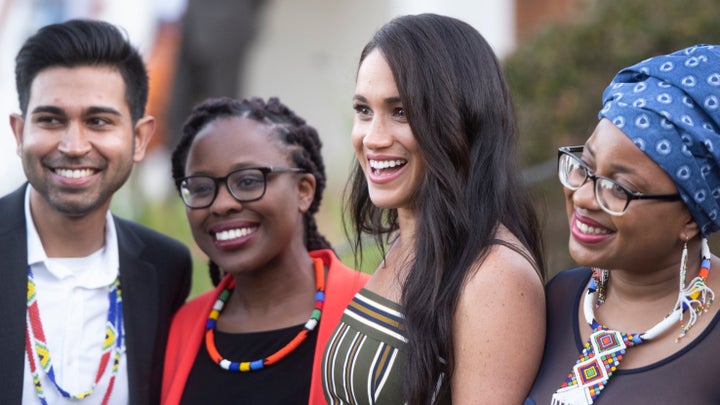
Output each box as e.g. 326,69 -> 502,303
1,0 -> 718,297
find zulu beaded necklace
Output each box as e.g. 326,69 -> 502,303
552,239 -> 714,405
25,266 -> 123,405
204,257 -> 325,372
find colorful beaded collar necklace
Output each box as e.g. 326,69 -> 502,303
205,257 -> 325,372
552,239 -> 714,405
25,266 -> 123,405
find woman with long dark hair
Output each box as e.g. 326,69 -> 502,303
322,14 -> 546,404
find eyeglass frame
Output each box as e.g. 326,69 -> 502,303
557,145 -> 682,216
175,166 -> 307,209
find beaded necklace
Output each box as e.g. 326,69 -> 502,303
25,266 -> 123,405
205,257 -> 325,372
552,239 -> 714,405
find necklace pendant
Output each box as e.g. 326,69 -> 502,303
551,384 -> 594,405
553,329 -> 628,405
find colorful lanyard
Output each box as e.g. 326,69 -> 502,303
25,266 -> 123,405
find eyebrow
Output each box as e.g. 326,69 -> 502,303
85,106 -> 122,116
30,105 -> 65,116
30,105 -> 122,117
353,94 -> 403,104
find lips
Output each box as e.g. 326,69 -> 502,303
214,226 -> 257,241
366,157 -> 407,184
369,159 -> 407,171
571,212 -> 614,244
210,223 -> 258,250
54,168 -> 96,179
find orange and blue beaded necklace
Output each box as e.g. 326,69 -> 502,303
205,257 -> 325,371
25,266 -> 123,405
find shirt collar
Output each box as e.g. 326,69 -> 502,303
24,184 -> 120,284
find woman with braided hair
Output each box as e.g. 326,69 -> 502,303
161,96 -> 368,404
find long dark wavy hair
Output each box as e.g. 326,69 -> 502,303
345,14 -> 545,403
172,97 -> 332,285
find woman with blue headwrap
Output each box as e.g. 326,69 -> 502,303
527,44 -> 720,405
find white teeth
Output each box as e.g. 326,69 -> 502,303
215,227 -> 256,241
56,168 -> 94,179
576,220 -> 610,235
369,159 -> 406,169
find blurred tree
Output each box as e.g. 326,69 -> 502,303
504,0 -> 720,278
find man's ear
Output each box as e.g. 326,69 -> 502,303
10,114 -> 25,156
132,115 -> 156,162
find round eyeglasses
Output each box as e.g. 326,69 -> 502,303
175,167 -> 306,209
557,146 -> 682,216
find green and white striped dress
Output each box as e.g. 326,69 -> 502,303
322,288 -> 407,404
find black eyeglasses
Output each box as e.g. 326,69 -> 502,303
557,146 -> 682,216
176,167 -> 306,209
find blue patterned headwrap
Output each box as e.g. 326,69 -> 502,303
599,44 -> 720,235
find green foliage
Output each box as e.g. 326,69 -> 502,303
504,0 -> 720,277
134,196 -> 214,298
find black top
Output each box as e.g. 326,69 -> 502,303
527,267 -> 720,404
180,324 -> 317,405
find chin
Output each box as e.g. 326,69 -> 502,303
367,192 -> 397,210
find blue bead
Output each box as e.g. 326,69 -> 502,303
315,291 -> 325,301
206,319 -> 216,329
229,362 -> 240,371
250,360 -> 264,370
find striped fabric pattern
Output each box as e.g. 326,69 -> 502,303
322,289 -> 407,404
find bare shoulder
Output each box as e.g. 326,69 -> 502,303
451,226 -> 546,402
463,226 -> 543,297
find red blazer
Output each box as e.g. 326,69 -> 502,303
161,249 -> 368,405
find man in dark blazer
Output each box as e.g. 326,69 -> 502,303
0,19 -> 192,404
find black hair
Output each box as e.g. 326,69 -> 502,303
345,13 -> 545,403
15,19 -> 148,123
172,97 -> 332,285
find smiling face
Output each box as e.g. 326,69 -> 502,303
183,116 -> 314,274
10,66 -> 153,218
564,118 -> 696,271
351,48 -> 425,211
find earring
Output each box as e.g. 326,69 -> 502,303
679,236 -> 689,290
673,237 -> 715,341
591,267 -> 608,307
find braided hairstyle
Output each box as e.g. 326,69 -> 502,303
171,96 -> 332,285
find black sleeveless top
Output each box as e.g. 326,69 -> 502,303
527,267 -> 720,404
180,324 -> 317,405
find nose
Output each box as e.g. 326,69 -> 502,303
572,177 -> 601,211
209,181 -> 242,215
362,116 -> 393,150
57,122 -> 91,156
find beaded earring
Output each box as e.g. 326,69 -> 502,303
591,267 -> 608,307
673,237 -> 714,340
